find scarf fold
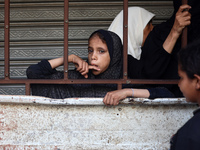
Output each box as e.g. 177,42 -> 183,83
108,7 -> 155,60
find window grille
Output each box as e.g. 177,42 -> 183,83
0,0 -> 187,96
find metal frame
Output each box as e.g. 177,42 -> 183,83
1,0 -> 188,95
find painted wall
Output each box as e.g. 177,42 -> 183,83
0,96 -> 197,150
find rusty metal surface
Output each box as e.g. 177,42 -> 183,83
0,79 -> 179,84
64,0 -> 69,80
4,0 -> 10,80
181,0 -> 188,48
123,0 -> 128,81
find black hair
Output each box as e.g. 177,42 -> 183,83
178,39 -> 200,79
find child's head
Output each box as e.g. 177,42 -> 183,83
87,29 -> 123,79
88,31 -> 110,75
178,39 -> 200,103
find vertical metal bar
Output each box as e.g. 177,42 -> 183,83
123,0 -> 128,80
181,0 -> 188,48
64,0 -> 69,79
4,0 -> 10,80
117,84 -> 122,90
25,83 -> 30,95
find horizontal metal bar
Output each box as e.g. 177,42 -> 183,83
0,79 -> 178,85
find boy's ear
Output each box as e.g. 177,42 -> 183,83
194,74 -> 200,90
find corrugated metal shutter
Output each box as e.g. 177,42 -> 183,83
0,0 -> 173,95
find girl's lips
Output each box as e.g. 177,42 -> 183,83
91,64 -> 98,67
90,64 -> 100,71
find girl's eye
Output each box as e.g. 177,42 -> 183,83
99,50 -> 105,53
88,49 -> 93,53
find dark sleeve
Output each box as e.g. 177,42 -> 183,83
128,55 -> 144,79
170,117 -> 200,150
171,137 -> 200,150
147,87 -> 175,99
26,59 -> 57,79
140,27 -> 173,79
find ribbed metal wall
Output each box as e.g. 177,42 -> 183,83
0,0 -> 173,95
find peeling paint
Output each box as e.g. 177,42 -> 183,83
0,95 -> 198,149
0,95 -> 195,106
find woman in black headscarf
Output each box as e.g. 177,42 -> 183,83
26,29 -> 123,99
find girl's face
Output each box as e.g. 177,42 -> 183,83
88,35 -> 110,75
178,65 -> 198,103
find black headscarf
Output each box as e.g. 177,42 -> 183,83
87,29 -> 123,79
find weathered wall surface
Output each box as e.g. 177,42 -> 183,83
0,96 -> 198,150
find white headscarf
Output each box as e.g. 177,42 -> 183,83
108,7 -> 155,60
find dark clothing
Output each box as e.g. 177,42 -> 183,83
170,108 -> 200,150
27,59 -> 175,99
27,60 -> 119,98
26,30 -> 123,99
128,16 -> 182,97
128,0 -> 200,97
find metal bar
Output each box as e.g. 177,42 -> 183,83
63,0 -> 69,80
4,0 -> 10,80
25,83 -> 30,95
181,0 -> 188,48
0,79 -> 179,85
123,0 -> 128,80
117,84 -> 122,89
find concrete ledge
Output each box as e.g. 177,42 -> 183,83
0,95 -> 194,105
0,95 -> 197,149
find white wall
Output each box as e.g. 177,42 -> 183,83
0,96 -> 197,150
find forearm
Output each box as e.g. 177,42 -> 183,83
162,28 -> 180,54
163,5 -> 191,54
48,54 -> 76,69
48,57 -> 64,69
133,89 -> 150,98
125,88 -> 150,98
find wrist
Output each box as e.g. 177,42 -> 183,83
125,89 -> 134,97
131,88 -> 134,97
68,54 -> 76,63
171,27 -> 181,39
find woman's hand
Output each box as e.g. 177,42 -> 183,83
103,88 -> 150,106
163,4 -> 191,54
173,4 -> 191,36
103,89 -> 132,106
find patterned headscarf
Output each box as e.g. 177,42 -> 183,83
108,7 -> 155,60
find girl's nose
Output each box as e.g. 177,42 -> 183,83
91,52 -> 97,60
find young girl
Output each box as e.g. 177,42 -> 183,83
26,29 -> 123,99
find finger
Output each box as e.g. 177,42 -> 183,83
89,65 -> 100,71
179,5 -> 191,12
110,97 -> 114,106
76,63 -> 83,71
105,93 -> 112,105
83,74 -> 88,78
78,62 -> 86,73
181,11 -> 191,18
103,94 -> 108,104
114,99 -> 120,106
106,93 -> 112,105
81,64 -> 89,77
